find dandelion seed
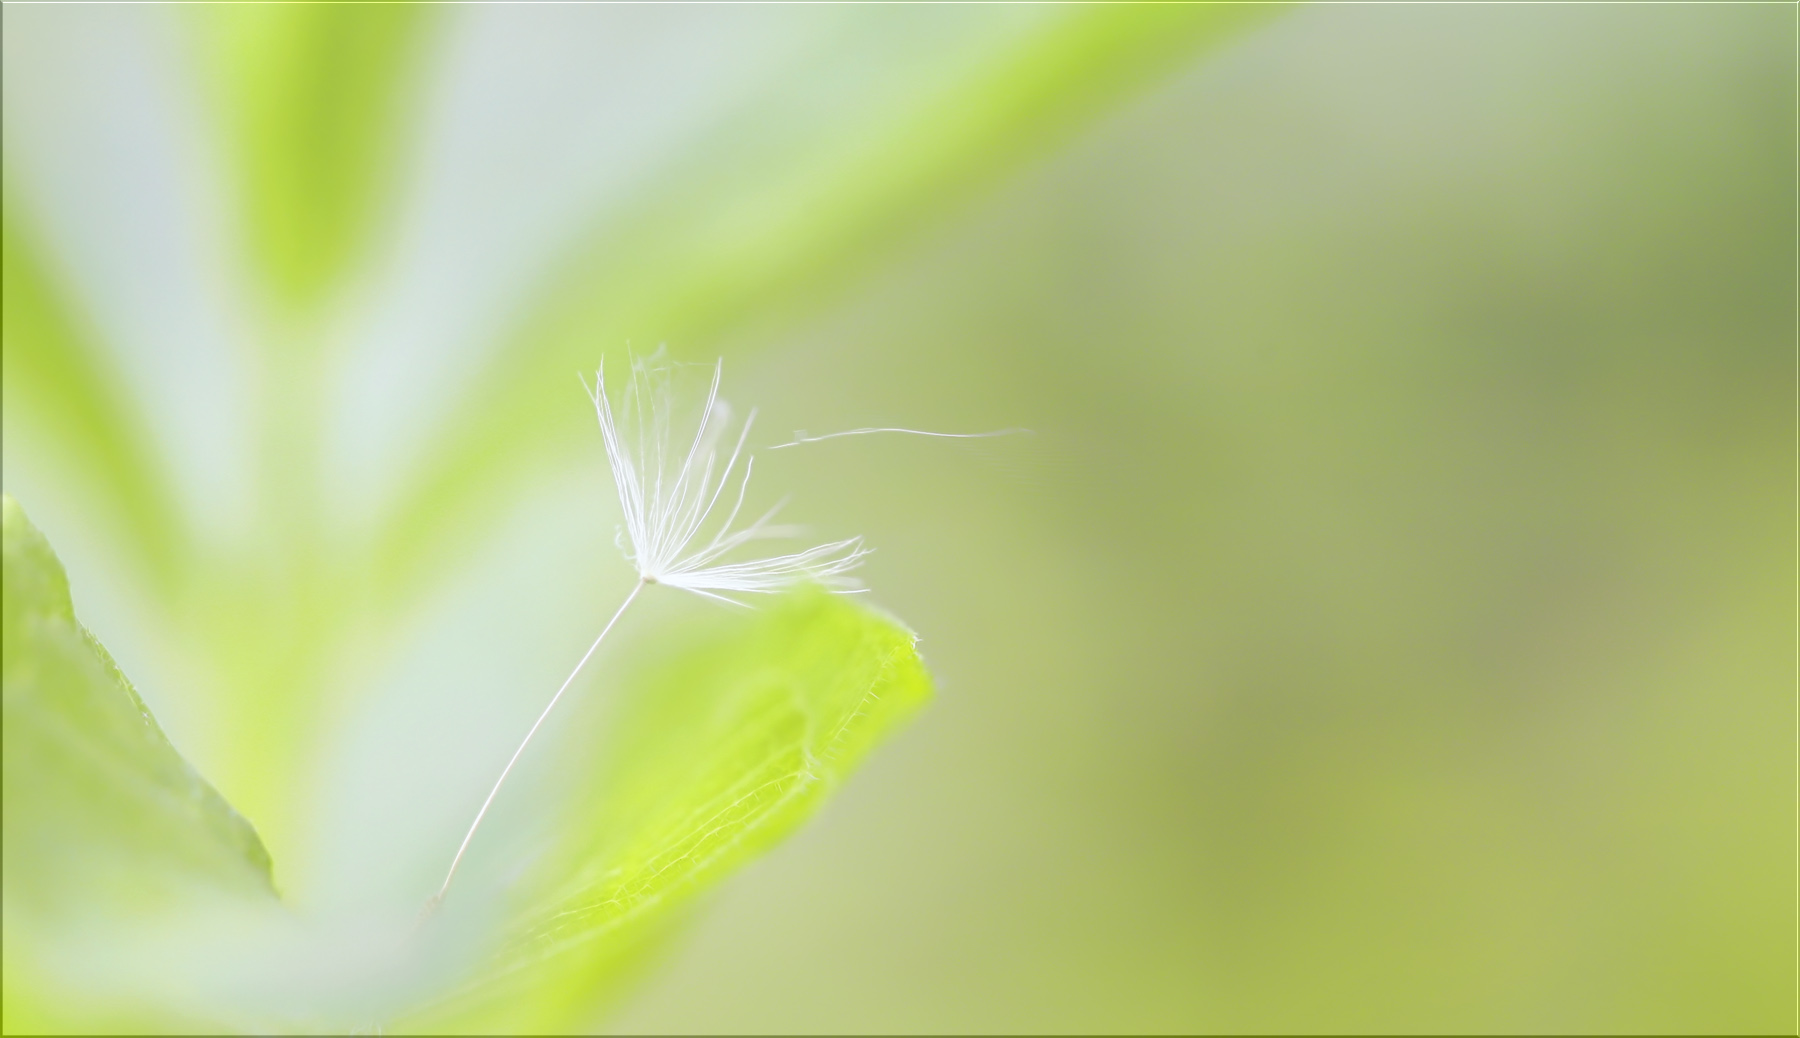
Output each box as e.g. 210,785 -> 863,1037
427,352 -> 867,914
586,352 -> 869,601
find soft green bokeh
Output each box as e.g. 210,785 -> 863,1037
1,2 -> 1792,1034
2,3 -> 1265,876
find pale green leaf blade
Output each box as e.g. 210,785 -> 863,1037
0,213 -> 189,595
408,589 -> 932,1033
189,3 -> 435,310
1,494 -> 277,1032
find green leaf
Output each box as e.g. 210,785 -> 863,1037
1,494 -> 277,1032
407,589 -> 932,1033
189,3 -> 435,311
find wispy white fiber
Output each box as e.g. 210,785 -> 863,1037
769,426 -> 1029,450
585,352 -> 869,602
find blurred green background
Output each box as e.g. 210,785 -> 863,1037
3,3 -> 1793,1033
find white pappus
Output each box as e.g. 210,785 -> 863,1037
586,352 -> 870,603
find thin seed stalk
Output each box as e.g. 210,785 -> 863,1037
425,578 -> 647,914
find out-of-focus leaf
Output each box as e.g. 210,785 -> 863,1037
189,3 -> 434,311
0,213 -> 187,595
369,4 -> 1277,609
1,495 -> 277,1032
407,589 -> 932,1032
